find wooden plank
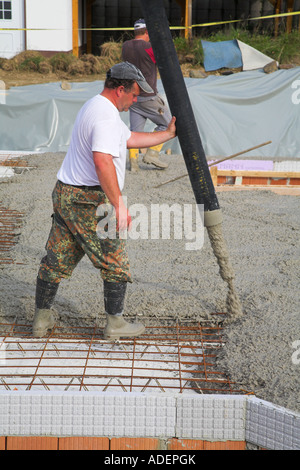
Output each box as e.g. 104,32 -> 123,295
72,0 -> 79,57
217,170 -> 300,179
175,0 -> 192,39
185,0 -> 192,40
210,165 -> 218,186
274,0 -> 281,37
287,0 -> 295,33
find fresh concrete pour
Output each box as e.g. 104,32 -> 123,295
0,152 -> 299,414
206,221 -> 243,321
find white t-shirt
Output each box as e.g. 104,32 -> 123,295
57,94 -> 131,191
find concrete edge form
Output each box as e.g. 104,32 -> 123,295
246,396 -> 300,450
176,394 -> 246,441
1,391 -> 299,449
0,391 -> 177,439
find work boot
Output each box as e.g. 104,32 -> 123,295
143,148 -> 169,169
103,313 -> 145,340
32,308 -> 56,338
103,280 -> 145,340
129,148 -> 139,172
32,277 -> 59,338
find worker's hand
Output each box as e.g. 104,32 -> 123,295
115,198 -> 132,234
167,116 -> 176,139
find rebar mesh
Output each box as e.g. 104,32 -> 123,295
0,319 -> 244,394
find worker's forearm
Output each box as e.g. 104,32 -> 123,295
127,116 -> 176,149
128,131 -> 169,149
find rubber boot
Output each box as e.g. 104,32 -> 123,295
103,313 -> 145,340
103,280 -> 145,340
32,278 -> 59,338
129,148 -> 139,172
32,309 -> 56,338
143,142 -> 169,169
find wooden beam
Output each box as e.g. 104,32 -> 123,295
175,0 -> 192,39
286,0 -> 295,33
72,0 -> 79,57
24,0 -> 27,51
185,0 -> 192,40
274,0 -> 281,37
217,170 -> 300,179
210,166 -> 218,186
274,0 -> 295,35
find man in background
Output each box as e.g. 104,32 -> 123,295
122,18 -> 172,171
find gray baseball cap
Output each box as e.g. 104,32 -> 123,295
107,61 -> 154,94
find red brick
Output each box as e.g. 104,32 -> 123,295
58,437 -> 109,450
0,437 -> 6,450
110,438 -> 159,450
168,439 -> 204,450
6,436 -> 58,450
204,440 -> 246,450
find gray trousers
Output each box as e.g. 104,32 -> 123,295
129,94 -> 172,133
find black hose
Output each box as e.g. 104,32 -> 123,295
139,0 -> 220,213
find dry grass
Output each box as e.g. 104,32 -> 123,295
0,32 -> 299,88
0,42 -> 122,79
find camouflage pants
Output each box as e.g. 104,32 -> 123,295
38,180 -> 132,284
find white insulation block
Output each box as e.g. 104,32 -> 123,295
176,395 -> 246,441
1,391 -> 300,449
0,391 -> 177,438
246,397 -> 300,450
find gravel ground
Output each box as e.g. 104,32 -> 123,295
0,151 -> 299,413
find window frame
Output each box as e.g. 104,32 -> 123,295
0,1 -> 12,21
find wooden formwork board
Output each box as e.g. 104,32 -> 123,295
210,168 -> 300,187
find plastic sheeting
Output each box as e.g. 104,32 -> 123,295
202,40 -> 243,72
237,40 -> 278,71
201,40 -> 275,72
0,68 -> 300,158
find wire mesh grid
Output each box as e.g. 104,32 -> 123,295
0,318 -> 244,394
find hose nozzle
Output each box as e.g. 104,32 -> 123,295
204,209 -> 223,228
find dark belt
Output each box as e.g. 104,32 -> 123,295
60,181 -> 102,191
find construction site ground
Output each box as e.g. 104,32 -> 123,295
0,150 -> 299,417
0,63 -> 300,449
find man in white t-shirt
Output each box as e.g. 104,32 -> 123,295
33,62 -> 176,340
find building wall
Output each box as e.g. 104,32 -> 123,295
0,0 -> 25,59
26,0 -> 73,54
